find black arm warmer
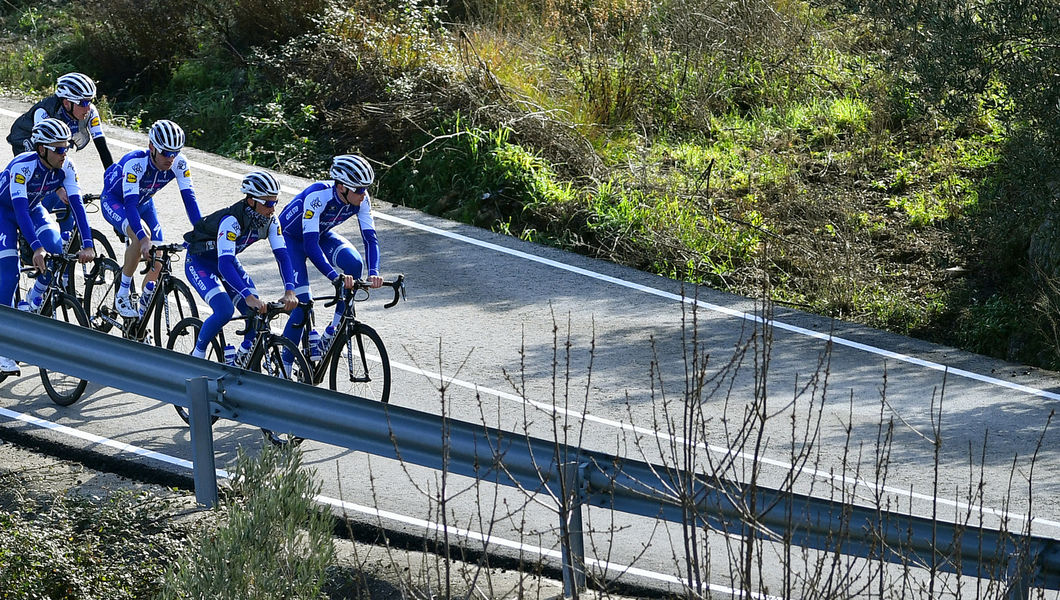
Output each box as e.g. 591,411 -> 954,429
94,136 -> 114,169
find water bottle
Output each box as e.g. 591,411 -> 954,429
309,329 -> 322,362
223,344 -> 237,366
138,280 -> 156,316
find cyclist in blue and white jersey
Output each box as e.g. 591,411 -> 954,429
279,154 -> 383,355
0,119 -> 96,376
183,170 -> 297,364
100,119 -> 202,317
7,73 -> 114,238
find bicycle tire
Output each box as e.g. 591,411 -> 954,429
328,323 -> 391,404
166,317 -> 223,425
39,293 -> 90,406
256,335 -> 311,446
91,228 -> 116,262
82,257 -> 123,334
152,277 -> 198,348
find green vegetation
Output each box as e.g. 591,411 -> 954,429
0,445 -> 336,600
1,0 -> 1058,368
158,445 -> 335,600
0,485 -> 188,598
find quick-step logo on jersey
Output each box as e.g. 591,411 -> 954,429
14,174 -> 25,185
304,210 -> 314,219
127,173 -> 137,183
226,231 -> 237,241
91,117 -> 100,127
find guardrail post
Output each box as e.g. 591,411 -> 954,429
1006,548 -> 1038,600
559,457 -> 587,598
186,377 -> 218,508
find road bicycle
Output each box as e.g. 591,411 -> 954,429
11,253 -> 92,405
167,302 -> 312,446
83,243 -> 198,345
296,275 -> 405,403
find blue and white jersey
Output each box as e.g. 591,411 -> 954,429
100,148 -> 200,240
278,181 -> 379,280
0,152 -> 90,251
214,215 -> 294,298
29,103 -> 105,151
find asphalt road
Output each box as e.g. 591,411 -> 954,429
0,96 -> 1057,597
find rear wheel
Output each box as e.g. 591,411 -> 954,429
256,336 -> 311,446
40,293 -> 90,406
152,277 -> 198,347
167,317 -> 223,425
328,323 -> 390,404
82,257 -> 123,334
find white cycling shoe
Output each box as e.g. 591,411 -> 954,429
0,357 -> 21,376
114,294 -> 140,318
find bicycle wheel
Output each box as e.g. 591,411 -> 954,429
166,317 -> 223,425
152,277 -> 198,347
91,228 -> 117,262
39,293 -> 90,406
328,323 -> 391,404
256,335 -> 311,446
82,257 -> 123,334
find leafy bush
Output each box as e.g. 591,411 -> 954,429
0,488 -> 190,599
158,445 -> 336,600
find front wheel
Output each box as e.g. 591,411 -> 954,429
40,293 -> 90,406
166,317 -> 223,425
152,277 -> 198,347
256,335 -> 311,446
328,323 -> 390,404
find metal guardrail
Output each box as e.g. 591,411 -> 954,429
1,304 -> 1058,599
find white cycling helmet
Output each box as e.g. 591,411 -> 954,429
30,118 -> 73,147
329,154 -> 374,188
148,120 -> 186,153
55,72 -> 97,102
240,170 -> 281,199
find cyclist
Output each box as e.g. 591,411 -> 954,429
100,119 -> 202,317
183,170 -> 297,363
7,73 -> 115,238
0,119 -> 96,376
279,154 -> 383,357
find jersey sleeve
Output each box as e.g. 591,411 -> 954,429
61,160 -> 94,250
358,196 -> 380,276
86,107 -> 105,139
172,155 -> 202,225
121,157 -> 148,240
216,216 -> 253,298
267,219 -> 295,291
31,106 -> 50,126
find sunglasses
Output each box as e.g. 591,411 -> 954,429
259,199 -> 278,208
158,149 -> 180,158
351,186 -> 367,195
75,99 -> 93,108
44,145 -> 69,155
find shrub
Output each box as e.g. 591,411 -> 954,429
158,445 -> 336,600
